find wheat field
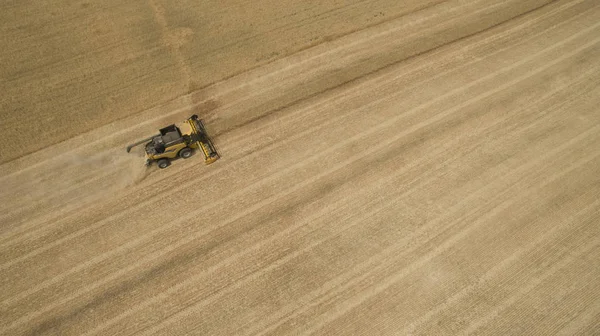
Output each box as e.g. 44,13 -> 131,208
1,0 -> 599,335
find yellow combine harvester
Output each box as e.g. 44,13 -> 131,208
126,115 -> 219,168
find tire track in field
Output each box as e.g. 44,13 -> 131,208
1,23 -> 596,336
2,0 -> 591,239
7,8 -> 588,292
9,34 -> 600,336
82,70 -> 581,336
0,0 -> 465,179
294,133 -> 600,336
152,132 -> 590,334
409,202 -> 600,335
2,18 -> 598,326
2,1 -> 596,334
401,199 -> 600,334
41,53 -> 600,336
220,0 -> 591,146
4,0 -> 596,256
463,236 -> 600,335
148,0 -> 193,92
204,0 -> 555,136
0,0 -> 584,242
2,0 -> 581,267
331,179 -> 600,335
0,0 -> 557,181
248,75 -> 600,336
0,0 -> 492,225
129,39 -> 600,336
211,97 -> 600,336
249,80 -> 600,335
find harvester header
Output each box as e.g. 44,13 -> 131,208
126,115 -> 219,169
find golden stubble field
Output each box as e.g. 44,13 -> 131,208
1,0 -> 599,335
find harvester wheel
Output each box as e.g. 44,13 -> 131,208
179,147 -> 192,159
157,159 -> 170,169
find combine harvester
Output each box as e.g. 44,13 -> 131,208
126,115 -> 219,169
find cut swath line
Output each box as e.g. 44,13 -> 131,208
222,0 -> 593,144
0,0 -> 473,179
1,20 -> 598,334
183,114 -> 600,336
1,0 -> 596,264
463,235 -> 600,335
140,54 -> 600,336
400,197 -> 600,335
0,0 -> 592,249
78,73 -> 597,336
80,84 -> 584,336
296,135 -> 600,336
105,34 -> 593,336
0,0 -> 568,181
246,76 -> 600,336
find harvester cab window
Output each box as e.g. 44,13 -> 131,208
162,131 -> 182,146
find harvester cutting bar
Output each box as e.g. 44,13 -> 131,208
188,115 -> 219,164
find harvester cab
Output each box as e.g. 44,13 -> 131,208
126,115 -> 219,169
